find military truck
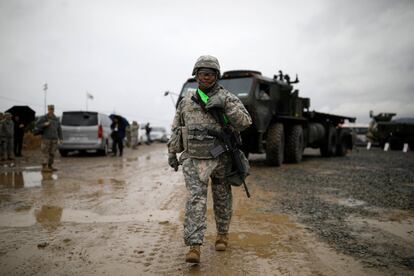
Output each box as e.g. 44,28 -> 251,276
178,70 -> 356,166
367,111 -> 414,150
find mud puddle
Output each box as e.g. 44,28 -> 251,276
0,170 -> 58,189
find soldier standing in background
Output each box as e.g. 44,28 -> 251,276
13,115 -> 25,157
35,105 -> 62,172
145,122 -> 152,144
0,112 -> 5,161
130,121 -> 139,149
167,55 -> 252,263
3,113 -> 15,161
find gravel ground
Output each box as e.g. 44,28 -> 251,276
250,147 -> 414,274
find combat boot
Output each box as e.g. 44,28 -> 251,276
185,245 -> 200,263
41,164 -> 52,173
215,234 -> 228,251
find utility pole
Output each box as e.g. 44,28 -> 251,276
43,83 -> 48,114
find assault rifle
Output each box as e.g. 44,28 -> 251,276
207,128 -> 251,198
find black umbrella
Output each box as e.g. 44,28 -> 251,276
109,114 -> 130,127
6,105 -> 36,126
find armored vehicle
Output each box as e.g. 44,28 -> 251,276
178,70 -> 356,166
367,111 -> 414,150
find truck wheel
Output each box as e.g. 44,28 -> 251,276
284,125 -> 304,163
389,137 -> 403,150
336,130 -> 349,156
320,126 -> 337,157
266,123 -> 284,166
59,150 -> 68,157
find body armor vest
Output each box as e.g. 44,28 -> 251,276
181,90 -> 223,159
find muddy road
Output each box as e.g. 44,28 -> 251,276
0,144 -> 413,275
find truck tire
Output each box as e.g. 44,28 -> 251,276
336,130 -> 349,156
284,125 -> 304,163
320,126 -> 337,157
389,137 -> 403,150
266,123 -> 284,166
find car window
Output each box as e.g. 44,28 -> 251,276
181,81 -> 198,98
62,112 -> 98,126
219,77 -> 254,97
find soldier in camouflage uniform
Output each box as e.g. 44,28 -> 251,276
35,105 -> 63,172
0,112 -> 5,161
2,113 -> 15,161
167,55 -> 252,263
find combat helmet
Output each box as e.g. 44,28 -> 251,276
192,55 -> 221,76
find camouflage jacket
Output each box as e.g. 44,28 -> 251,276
1,120 -> 14,138
36,114 -> 63,140
0,120 -> 4,138
168,83 -> 252,159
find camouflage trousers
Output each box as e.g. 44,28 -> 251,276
41,139 -> 58,166
182,155 -> 232,246
0,139 -> 4,159
0,138 -> 13,159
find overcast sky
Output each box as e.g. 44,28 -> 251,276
1,0 -> 413,128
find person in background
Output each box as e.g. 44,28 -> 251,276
3,113 -> 15,161
110,116 -> 126,157
0,112 -> 5,162
35,105 -> 63,172
145,122 -> 152,145
130,121 -> 139,149
13,115 -> 25,157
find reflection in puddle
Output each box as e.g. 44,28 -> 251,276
126,157 -> 138,162
0,207 -> 178,228
35,205 -> 63,230
0,209 -> 36,227
110,178 -> 125,185
320,194 -> 367,208
95,178 -> 126,190
24,166 -> 42,171
0,171 -> 57,188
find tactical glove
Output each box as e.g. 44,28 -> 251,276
205,94 -> 226,110
168,153 -> 179,171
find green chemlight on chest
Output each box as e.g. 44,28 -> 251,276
197,89 -> 229,125
197,89 -> 209,104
